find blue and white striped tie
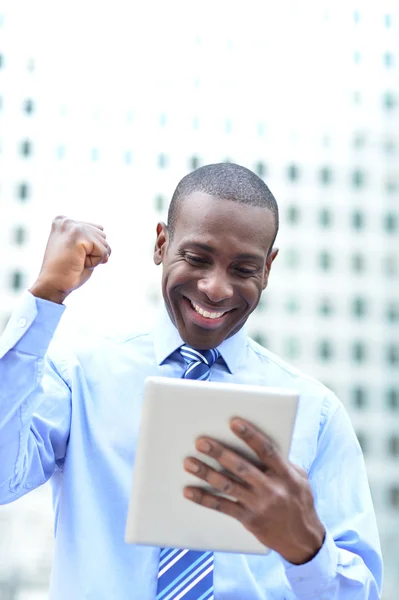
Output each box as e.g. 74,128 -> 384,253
156,345 -> 220,600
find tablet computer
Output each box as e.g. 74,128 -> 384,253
125,376 -> 298,555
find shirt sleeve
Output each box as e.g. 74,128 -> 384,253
282,397 -> 383,599
0,291 -> 71,504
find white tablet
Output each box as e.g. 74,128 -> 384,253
125,376 -> 298,555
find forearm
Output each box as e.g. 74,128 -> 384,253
0,291 -> 66,501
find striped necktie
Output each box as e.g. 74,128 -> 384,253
156,345 -> 220,600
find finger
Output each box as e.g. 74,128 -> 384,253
183,486 -> 244,521
81,221 -> 104,231
84,240 -> 111,269
229,418 -> 290,477
184,457 -> 252,504
291,463 -> 308,479
194,438 -> 266,489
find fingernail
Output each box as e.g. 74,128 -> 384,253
185,459 -> 200,473
184,489 -> 194,499
232,419 -> 246,433
197,439 -> 211,453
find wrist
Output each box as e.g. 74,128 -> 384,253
29,280 -> 69,305
281,525 -> 325,565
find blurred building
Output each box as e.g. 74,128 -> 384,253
0,2 -> 398,599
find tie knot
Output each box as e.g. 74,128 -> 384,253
179,345 -> 220,381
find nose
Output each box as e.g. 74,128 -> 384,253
197,270 -> 234,303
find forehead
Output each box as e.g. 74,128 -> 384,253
172,192 -> 276,253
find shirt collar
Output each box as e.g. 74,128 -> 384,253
152,303 -> 247,374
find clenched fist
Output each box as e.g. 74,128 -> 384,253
29,216 -> 112,304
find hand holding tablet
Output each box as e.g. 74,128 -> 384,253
125,377 -> 304,555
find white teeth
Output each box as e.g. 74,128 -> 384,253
191,302 -> 225,319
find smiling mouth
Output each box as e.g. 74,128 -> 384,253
189,300 -> 229,320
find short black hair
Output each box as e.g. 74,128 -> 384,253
167,163 -> 279,247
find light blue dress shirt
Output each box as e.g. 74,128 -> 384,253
0,291 -> 382,600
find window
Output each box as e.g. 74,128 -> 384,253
386,302 -> 399,322
384,254 -> 398,276
388,435 -> 399,457
255,161 -> 267,178
284,337 -> 301,359
190,156 -> 200,170
319,340 -> 334,361
13,226 -> 27,245
16,182 -> 30,201
353,131 -> 366,149
285,249 -> 300,268
352,253 -> 365,273
319,251 -> 332,270
389,486 -> 399,509
353,10 -> 360,23
384,52 -> 394,68
287,205 -> 300,224
387,388 -> 399,410
319,298 -> 333,317
159,113 -> 167,126
386,177 -> 398,193
56,145 -> 65,159
356,432 -> 368,454
252,333 -> 267,347
0,54 -> 3,69
91,148 -> 99,161
385,14 -> 392,28
383,139 -> 397,155
286,297 -> 300,313
383,92 -> 397,110
124,150 -> 132,165
20,139 -> 32,157
10,271 -> 24,291
154,195 -> 165,212
352,297 -> 367,318
352,210 -> 365,230
353,51 -> 361,64
287,164 -> 300,182
319,208 -> 332,228
158,153 -> 168,168
352,169 -> 365,188
353,342 -> 367,363
224,119 -> 232,134
319,167 -> 333,185
384,212 -> 398,233
387,344 -> 399,366
353,386 -> 367,409
353,91 -> 362,105
192,117 -> 199,130
23,98 -> 34,114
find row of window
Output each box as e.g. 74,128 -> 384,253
259,296 -> 399,322
357,433 -> 399,458
286,206 -> 398,233
353,51 -> 397,68
14,139 -> 399,189
3,96 -> 398,156
8,221 -> 399,280
284,249 -> 399,276
251,333 -> 399,366
352,387 -> 399,410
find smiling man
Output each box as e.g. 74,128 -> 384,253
0,163 -> 382,599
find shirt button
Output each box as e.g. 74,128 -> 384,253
18,317 -> 27,328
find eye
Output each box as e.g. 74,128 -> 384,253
235,267 -> 258,276
185,254 -> 208,266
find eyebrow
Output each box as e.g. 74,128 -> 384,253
184,242 -> 264,262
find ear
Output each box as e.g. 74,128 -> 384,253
262,247 -> 279,289
153,222 -> 169,266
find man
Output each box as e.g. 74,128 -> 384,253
0,163 -> 382,599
